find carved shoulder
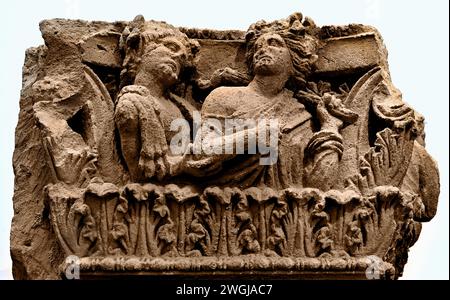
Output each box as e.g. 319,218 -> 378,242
202,86 -> 246,117
117,85 -> 151,103
115,85 -> 161,118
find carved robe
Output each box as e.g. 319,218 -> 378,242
192,86 -> 343,190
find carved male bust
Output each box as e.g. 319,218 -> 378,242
11,12 -> 440,279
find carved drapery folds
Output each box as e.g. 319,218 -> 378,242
12,13 -> 439,279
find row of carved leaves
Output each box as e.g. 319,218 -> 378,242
49,182 -> 422,260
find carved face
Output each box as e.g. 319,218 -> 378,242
252,33 -> 293,77
139,36 -> 188,87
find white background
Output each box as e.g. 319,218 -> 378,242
0,0 -> 448,280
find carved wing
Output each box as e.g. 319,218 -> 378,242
34,65 -> 125,187
339,67 -> 384,186
82,66 -> 125,184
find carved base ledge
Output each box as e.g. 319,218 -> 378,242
62,255 -> 395,280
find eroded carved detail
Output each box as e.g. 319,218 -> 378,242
12,12 -> 440,279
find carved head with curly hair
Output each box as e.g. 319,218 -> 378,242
119,15 -> 199,90
245,12 -> 320,88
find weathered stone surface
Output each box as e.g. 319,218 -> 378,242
315,33 -> 384,75
11,13 -> 440,280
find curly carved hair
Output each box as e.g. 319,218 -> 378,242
119,15 -> 200,89
245,12 -> 321,87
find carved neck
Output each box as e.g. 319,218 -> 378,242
249,73 -> 288,98
134,72 -> 166,98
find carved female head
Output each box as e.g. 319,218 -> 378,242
119,15 -> 199,89
252,32 -> 294,78
245,13 -> 320,87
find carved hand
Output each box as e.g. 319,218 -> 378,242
316,97 -> 344,132
139,141 -> 169,180
197,67 -> 250,90
182,146 -> 224,178
296,90 -> 358,132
